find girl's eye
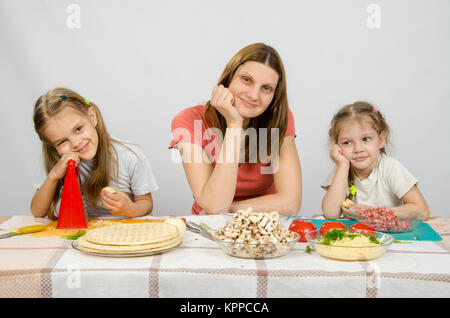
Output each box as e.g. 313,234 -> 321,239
262,86 -> 272,93
342,141 -> 351,146
242,76 -> 251,83
57,140 -> 67,147
76,126 -> 83,132
362,137 -> 371,142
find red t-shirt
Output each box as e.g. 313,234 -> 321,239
169,105 -> 296,214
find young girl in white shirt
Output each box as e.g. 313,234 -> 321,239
321,101 -> 429,220
31,87 -> 158,219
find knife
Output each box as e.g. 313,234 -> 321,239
0,224 -> 48,239
186,221 -> 215,241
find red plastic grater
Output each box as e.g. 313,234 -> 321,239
57,159 -> 88,229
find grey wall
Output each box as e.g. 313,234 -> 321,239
1,0 -> 449,217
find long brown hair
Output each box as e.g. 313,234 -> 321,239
33,87 -> 118,220
328,101 -> 391,199
204,43 -> 289,163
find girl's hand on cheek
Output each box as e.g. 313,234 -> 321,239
210,85 -> 243,127
330,144 -> 349,167
48,153 -> 80,181
101,190 -> 136,217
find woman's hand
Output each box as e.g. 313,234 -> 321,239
48,153 -> 80,181
101,189 -> 136,217
330,144 -> 349,168
210,85 -> 243,127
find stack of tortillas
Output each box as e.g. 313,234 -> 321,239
76,222 -> 181,255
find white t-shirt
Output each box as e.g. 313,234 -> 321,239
40,141 -> 159,218
321,154 -> 418,207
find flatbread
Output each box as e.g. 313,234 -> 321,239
84,223 -> 178,246
76,240 -> 181,255
76,235 -> 181,253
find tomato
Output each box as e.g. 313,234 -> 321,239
320,221 -> 346,236
180,218 -> 186,223
288,220 -> 317,242
350,223 -> 376,236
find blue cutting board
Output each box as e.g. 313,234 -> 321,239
291,218 -> 442,241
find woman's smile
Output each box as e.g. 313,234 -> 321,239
239,97 -> 258,108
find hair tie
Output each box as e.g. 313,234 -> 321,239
59,95 -> 67,100
349,185 -> 356,196
84,98 -> 90,105
372,107 -> 379,114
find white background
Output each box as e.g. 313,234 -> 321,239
0,0 -> 449,217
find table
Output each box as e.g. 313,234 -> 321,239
1,215 -> 449,298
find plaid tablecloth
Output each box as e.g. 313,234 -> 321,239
1,215 -> 449,298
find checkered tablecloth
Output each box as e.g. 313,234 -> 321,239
1,215 -> 449,298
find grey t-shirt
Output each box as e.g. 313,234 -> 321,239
49,141 -> 159,218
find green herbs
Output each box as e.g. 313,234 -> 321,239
368,234 -> 380,245
319,229 -> 380,245
305,245 -> 312,254
62,230 -> 86,240
319,229 -> 350,245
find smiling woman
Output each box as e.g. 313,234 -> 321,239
169,43 -> 302,215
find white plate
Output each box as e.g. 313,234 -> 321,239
71,239 -> 181,258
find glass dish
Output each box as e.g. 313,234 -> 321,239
306,230 -> 394,261
213,232 -> 300,259
72,240 -> 181,258
349,207 -> 426,233
219,204 -> 294,229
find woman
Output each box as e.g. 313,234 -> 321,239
169,43 -> 302,215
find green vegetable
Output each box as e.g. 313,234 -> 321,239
368,235 -> 380,245
62,230 -> 86,240
394,240 -> 412,244
319,229 -> 381,245
305,245 -> 312,254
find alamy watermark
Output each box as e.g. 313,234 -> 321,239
66,4 -> 81,29
66,263 -> 81,289
171,121 -> 280,174
366,263 -> 381,290
366,4 -> 381,29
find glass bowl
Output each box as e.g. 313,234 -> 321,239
219,204 -> 294,229
305,230 -> 394,261
349,207 -> 426,233
213,231 -> 300,259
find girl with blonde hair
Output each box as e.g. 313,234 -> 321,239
321,101 -> 429,219
31,87 -> 158,219
169,43 -> 302,215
